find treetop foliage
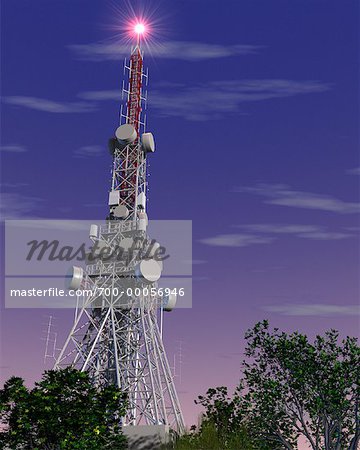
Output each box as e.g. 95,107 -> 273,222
0,367 -> 128,450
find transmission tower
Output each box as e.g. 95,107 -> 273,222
54,27 -> 185,434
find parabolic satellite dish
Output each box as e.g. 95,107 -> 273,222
163,292 -> 177,312
142,132 -> 155,153
137,259 -> 162,282
116,124 -> 137,146
114,204 -> 129,219
66,266 -> 83,290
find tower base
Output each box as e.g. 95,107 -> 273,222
123,425 -> 170,449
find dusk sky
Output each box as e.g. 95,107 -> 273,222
1,0 -> 359,438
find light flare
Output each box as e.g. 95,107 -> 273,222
134,23 -> 145,35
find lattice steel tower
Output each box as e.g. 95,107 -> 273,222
54,30 -> 185,433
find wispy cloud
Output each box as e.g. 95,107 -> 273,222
200,223 -> 354,249
80,79 -> 331,121
4,80 -> 330,122
9,219 -> 90,231
296,231 -> 353,240
250,265 -> 287,273
347,167 -> 360,175
84,202 -> 104,208
192,276 -> 210,281
4,80 -> 329,120
73,145 -> 103,158
237,224 -> 354,240
200,234 -> 275,247
79,90 -> 120,101
0,192 -> 44,220
235,184 -> 360,214
0,182 -> 29,190
69,41 -> 262,62
182,259 -> 207,265
263,303 -> 359,316
150,80 -> 331,120
0,144 -> 27,153
3,96 -> 96,113
238,224 -> 320,234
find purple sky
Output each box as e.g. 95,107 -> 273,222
1,0 -> 359,440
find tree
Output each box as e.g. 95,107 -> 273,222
0,367 -> 128,450
193,322 -> 359,450
237,321 -> 360,450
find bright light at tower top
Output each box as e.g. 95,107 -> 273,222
114,12 -> 158,46
110,7 -> 162,49
134,23 -> 145,34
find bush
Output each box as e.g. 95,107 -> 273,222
165,419 -> 255,450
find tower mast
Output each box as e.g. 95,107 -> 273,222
55,26 -> 185,434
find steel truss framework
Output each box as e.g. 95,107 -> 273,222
111,142 -> 146,220
55,41 -> 185,434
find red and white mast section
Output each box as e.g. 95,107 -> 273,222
127,31 -> 144,135
108,24 -> 152,222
